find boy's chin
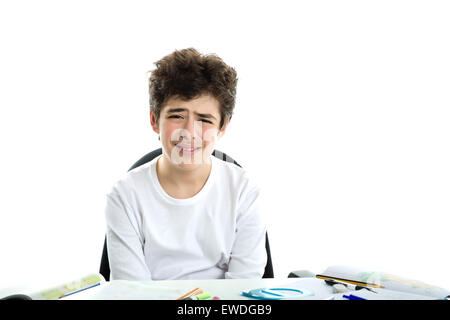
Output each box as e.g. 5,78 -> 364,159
171,159 -> 212,172
165,149 -> 213,169
173,162 -> 204,171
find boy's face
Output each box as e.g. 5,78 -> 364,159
150,94 -> 228,170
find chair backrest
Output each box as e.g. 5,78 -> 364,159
100,148 -> 274,280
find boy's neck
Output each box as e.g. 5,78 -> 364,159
156,155 -> 212,199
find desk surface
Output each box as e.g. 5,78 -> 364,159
62,278 -> 326,300
62,277 -> 440,300
2,277 -> 439,300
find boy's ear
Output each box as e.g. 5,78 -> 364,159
217,117 -> 230,139
150,110 -> 160,134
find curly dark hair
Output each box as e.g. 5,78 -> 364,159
149,48 -> 238,130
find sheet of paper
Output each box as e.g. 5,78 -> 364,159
65,280 -> 192,300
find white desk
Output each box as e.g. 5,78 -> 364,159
2,277 -> 438,300
62,277 -> 334,300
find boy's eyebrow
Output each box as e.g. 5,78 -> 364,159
166,108 -> 217,121
166,108 -> 188,114
194,111 -> 217,121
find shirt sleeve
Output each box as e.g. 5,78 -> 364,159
104,188 -> 152,281
225,187 -> 267,279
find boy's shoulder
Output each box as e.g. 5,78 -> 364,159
211,154 -> 259,193
212,152 -> 245,177
108,158 -> 155,196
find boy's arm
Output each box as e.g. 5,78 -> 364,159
105,190 -> 152,281
225,187 -> 267,279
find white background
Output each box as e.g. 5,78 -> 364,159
1,0 -> 449,291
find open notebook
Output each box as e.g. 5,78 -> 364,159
315,265 -> 450,300
1,273 -> 106,300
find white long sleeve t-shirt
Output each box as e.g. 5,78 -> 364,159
104,154 -> 267,281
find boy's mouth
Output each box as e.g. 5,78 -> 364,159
175,144 -> 202,153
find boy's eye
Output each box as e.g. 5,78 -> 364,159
167,115 -> 212,124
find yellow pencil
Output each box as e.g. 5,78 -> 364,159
316,274 -> 384,289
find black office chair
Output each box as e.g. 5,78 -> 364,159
100,148 -> 274,280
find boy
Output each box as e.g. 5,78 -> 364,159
105,48 -> 267,280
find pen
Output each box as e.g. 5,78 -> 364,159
343,294 -> 367,300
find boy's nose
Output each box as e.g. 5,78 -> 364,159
183,119 -> 202,138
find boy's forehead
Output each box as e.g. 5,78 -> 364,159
162,94 -> 220,115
